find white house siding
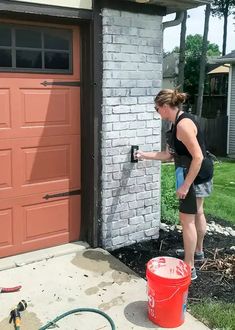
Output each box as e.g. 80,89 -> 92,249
101,8 -> 163,250
228,66 -> 235,155
13,0 -> 92,10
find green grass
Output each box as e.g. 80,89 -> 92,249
161,159 -> 235,330
189,300 -> 235,330
161,159 -> 235,226
204,160 -> 235,224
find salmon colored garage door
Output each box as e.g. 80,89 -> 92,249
0,22 -> 81,257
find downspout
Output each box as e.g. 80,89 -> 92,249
162,11 -> 184,30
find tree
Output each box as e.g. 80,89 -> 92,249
182,34 -> 220,98
197,4 -> 211,117
177,11 -> 187,91
211,0 -> 235,55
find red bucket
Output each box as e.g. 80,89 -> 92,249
146,256 -> 191,328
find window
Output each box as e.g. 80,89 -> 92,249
0,24 -> 72,73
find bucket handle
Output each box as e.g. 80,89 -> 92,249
153,287 -> 180,303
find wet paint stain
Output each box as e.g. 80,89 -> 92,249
85,287 -> 99,295
71,249 -> 138,278
98,296 -> 125,311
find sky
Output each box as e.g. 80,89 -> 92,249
163,5 -> 235,54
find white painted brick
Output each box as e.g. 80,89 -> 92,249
129,232 -> 145,241
104,164 -> 120,173
103,44 -> 121,53
137,191 -> 152,200
103,62 -> 121,70
120,44 -> 138,53
119,130 -> 136,138
102,8 -> 121,17
101,8 -> 162,249
120,226 -> 136,235
105,131 -> 120,139
130,88 -> 145,96
137,128 -> 152,137
112,219 -> 128,230
112,89 -> 129,97
128,185 -> 145,194
103,89 -> 112,97
137,206 -> 152,216
129,216 -> 144,225
136,175 -> 153,184
112,154 -> 128,163
103,97 -> 120,106
128,200 -> 144,209
137,113 -> 153,120
120,80 -> 137,88
145,228 -> 159,237
112,236 -> 128,246
113,122 -> 129,130
103,114 -> 119,123
129,121 -> 146,129
112,138 -> 129,147
120,98 -> 138,106
121,27 -> 138,36
103,180 -> 120,189
145,198 -> 158,207
120,209 -> 136,219
103,25 -> 122,35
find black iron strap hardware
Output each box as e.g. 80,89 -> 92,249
43,189 -> 81,200
41,81 -> 81,87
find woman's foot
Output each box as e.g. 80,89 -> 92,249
176,249 -> 205,261
191,267 -> 197,280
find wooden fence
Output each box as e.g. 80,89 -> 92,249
161,115 -> 228,156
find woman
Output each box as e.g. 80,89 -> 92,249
136,89 -> 213,280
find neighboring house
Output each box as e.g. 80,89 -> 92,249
163,52 -> 179,89
0,0 -> 209,258
217,51 -> 235,157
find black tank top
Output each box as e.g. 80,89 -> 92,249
174,113 -> 207,158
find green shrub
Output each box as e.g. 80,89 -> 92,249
161,164 -> 179,224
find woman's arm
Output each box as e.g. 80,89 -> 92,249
176,118 -> 203,197
136,149 -> 173,162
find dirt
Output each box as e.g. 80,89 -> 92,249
111,216 -> 235,304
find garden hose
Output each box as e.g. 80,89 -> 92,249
39,307 -> 116,330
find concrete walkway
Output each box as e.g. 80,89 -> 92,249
0,243 -> 210,330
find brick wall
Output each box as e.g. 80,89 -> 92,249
101,8 -> 163,250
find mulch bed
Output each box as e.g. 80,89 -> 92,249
111,216 -> 235,304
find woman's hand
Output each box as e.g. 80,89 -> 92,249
176,183 -> 190,199
135,150 -> 146,160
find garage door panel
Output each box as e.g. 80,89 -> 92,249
0,194 -> 81,257
21,89 -> 70,127
22,199 -> 69,242
0,135 -> 80,199
23,145 -> 69,184
0,81 -> 80,139
0,89 -> 10,129
0,148 -> 13,189
0,208 -> 13,248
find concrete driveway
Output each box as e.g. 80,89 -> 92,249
0,243 -> 209,330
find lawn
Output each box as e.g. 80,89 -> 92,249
161,159 -> 235,225
161,158 -> 235,330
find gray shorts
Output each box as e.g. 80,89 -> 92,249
195,180 -> 213,197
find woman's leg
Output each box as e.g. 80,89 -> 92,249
179,212 -> 197,268
195,197 -> 207,253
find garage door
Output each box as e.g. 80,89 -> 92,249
0,22 -> 81,257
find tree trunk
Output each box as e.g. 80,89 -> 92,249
178,11 -> 187,91
196,4 -> 211,117
222,4 -> 229,56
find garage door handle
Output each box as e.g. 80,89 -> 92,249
43,189 -> 81,200
41,81 -> 81,87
